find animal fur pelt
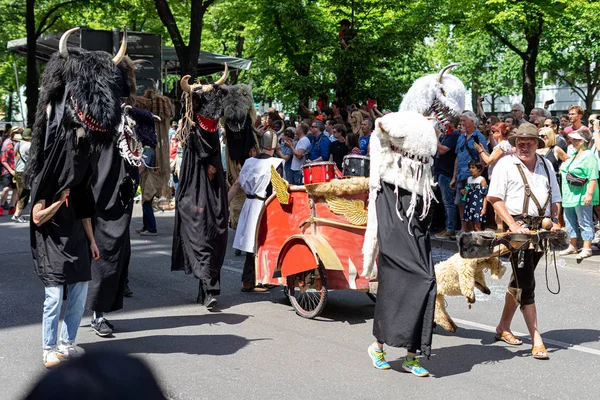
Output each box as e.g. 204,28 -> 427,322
304,177 -> 369,197
434,253 -> 506,333
25,47 -> 131,187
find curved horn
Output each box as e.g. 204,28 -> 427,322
180,75 -> 192,93
112,26 -> 128,65
132,59 -> 152,65
215,63 -> 228,85
59,27 -> 80,59
437,63 -> 461,83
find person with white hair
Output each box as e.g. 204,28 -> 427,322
511,103 -> 527,125
450,110 -> 488,232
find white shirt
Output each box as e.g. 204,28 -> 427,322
291,136 -> 311,171
487,154 -> 561,217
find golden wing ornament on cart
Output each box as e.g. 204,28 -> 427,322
324,194 -> 368,226
270,165 -> 290,205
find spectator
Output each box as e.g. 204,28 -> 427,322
168,120 -> 178,140
460,160 -> 488,232
338,19 -> 356,50
359,118 -> 372,156
322,108 -> 334,121
11,128 -> 32,223
503,113 -> 518,131
276,127 -> 295,181
324,119 -> 337,142
558,128 -> 598,260
511,103 -> 527,124
537,127 -> 570,175
559,114 -> 570,130
0,126 -> 20,216
484,116 -> 500,146
285,122 -> 311,185
451,111 -> 488,233
529,108 -> 546,125
331,101 -> 345,125
329,123 -> 349,170
545,117 -> 568,151
564,105 -> 588,135
350,110 -> 363,135
307,120 -> 331,162
533,116 -> 546,129
347,133 -> 361,155
434,116 -> 461,240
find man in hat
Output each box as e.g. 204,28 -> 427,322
486,122 -> 562,360
12,128 -> 32,222
227,130 -> 283,292
0,126 -> 21,216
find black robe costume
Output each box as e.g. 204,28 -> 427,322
372,183 -> 436,357
171,126 -> 228,297
30,92 -> 96,287
86,142 -> 139,312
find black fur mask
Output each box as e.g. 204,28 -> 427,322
222,83 -> 255,131
190,84 -> 229,121
25,47 -> 131,186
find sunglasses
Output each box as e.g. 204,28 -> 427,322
539,134 -> 547,138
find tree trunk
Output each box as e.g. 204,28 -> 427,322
521,50 -> 537,115
6,90 -> 14,122
25,0 -> 38,126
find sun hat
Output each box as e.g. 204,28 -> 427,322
13,133 -> 22,142
507,122 -> 544,148
21,128 -> 32,140
568,128 -> 592,143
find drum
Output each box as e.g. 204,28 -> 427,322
302,161 -> 336,184
342,155 -> 370,177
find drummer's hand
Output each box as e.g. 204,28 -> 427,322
508,223 -> 529,234
551,222 -> 561,232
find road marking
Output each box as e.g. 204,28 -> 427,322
454,318 -> 600,357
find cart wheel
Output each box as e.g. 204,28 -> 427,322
366,293 -> 377,303
286,266 -> 328,319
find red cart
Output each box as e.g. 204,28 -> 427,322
253,166 -> 377,318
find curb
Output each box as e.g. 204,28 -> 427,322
431,237 -> 600,273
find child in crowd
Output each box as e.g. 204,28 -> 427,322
346,133 -> 361,155
461,160 -> 488,232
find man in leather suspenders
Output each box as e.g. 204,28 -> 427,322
487,123 -> 562,360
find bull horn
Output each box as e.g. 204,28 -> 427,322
132,59 -> 151,65
437,63 -> 461,83
112,26 -> 128,65
215,63 -> 228,85
180,75 -> 192,93
59,27 -> 80,59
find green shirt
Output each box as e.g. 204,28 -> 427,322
560,149 -> 599,207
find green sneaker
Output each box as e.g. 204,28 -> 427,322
402,356 -> 429,377
368,344 -> 391,370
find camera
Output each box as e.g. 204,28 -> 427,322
473,135 -> 480,144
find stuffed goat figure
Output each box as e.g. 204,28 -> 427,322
434,253 -> 506,332
362,64 -> 466,279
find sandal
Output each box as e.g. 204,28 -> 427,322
494,331 -> 523,346
532,344 -> 549,360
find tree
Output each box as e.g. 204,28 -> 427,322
153,0 -> 216,80
447,0 -> 568,113
545,1 -> 600,114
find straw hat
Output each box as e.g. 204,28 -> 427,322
508,123 -> 544,148
13,133 -> 23,142
22,128 -> 32,140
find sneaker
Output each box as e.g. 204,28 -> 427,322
91,318 -> 113,337
11,214 -> 26,223
139,230 -> 157,236
57,343 -> 85,359
204,294 -> 217,310
234,249 -> 242,256
558,246 -> 578,256
367,343 -> 391,370
402,356 -> 429,377
0,207 -> 4,216
576,248 -> 593,260
435,230 -> 456,240
43,349 -> 61,369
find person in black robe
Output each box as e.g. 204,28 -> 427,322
24,26 -> 131,368
172,70 -> 229,310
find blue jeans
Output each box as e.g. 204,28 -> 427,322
438,174 -> 457,233
43,282 -> 89,349
142,200 -> 157,233
564,205 -> 594,241
290,170 -> 303,185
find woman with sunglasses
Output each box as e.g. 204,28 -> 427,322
536,127 -> 570,175
544,117 -> 568,152
474,122 -> 512,231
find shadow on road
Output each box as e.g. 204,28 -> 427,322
90,313 -> 251,333
80,334 -> 265,356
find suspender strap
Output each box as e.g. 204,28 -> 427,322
515,155 -> 552,217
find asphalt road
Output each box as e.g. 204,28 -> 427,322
1,205 -> 599,399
